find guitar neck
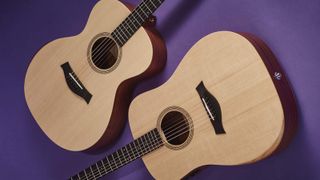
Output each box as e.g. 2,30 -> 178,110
111,0 -> 165,46
70,129 -> 163,180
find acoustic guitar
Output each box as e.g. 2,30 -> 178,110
69,31 -> 297,179
24,0 -> 167,151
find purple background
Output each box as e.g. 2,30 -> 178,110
1,0 -> 319,179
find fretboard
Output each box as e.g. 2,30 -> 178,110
70,129 -> 163,180
111,0 -> 165,46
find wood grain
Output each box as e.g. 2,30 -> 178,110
24,0 -> 166,151
129,31 -> 288,179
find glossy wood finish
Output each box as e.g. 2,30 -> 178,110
128,31 -> 296,179
93,23 -> 167,151
240,33 -> 298,152
24,0 -> 166,151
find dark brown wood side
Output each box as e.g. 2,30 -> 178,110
239,32 -> 298,154
182,32 -> 299,179
85,3 -> 167,152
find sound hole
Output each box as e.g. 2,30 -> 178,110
161,111 -> 190,146
91,36 -> 119,70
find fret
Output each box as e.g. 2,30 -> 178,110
150,0 -> 162,8
149,0 -> 157,8
108,0 -> 165,47
120,148 -> 126,165
89,166 -> 96,179
120,146 -> 129,163
138,5 -> 149,18
101,158 -> 110,173
117,29 -> 126,43
145,0 -> 158,9
138,137 -> 144,155
129,13 -> 142,27
107,156 -> 114,171
87,168 -> 94,179
95,163 -> 101,176
96,161 -> 106,176
79,171 -> 85,179
126,17 -> 138,32
123,20 -> 134,34
120,21 -> 131,37
144,1 -> 157,15
111,31 -> 124,46
143,1 -> 153,14
129,142 -> 136,159
145,132 -> 151,151
98,160 -> 106,174
124,145 -> 131,161
138,136 -> 145,154
69,129 -> 164,180
83,169 -> 88,179
155,0 -> 163,4
111,153 -> 118,169
116,150 -> 122,166
145,0 -> 157,12
143,133 -> 151,152
151,129 -> 160,149
93,166 -> 98,178
133,9 -> 145,22
120,149 -> 126,165
138,136 -> 146,153
146,131 -> 154,152
118,27 -> 129,42
142,3 -> 152,17
132,140 -> 138,157
149,131 -> 156,151
134,140 -> 140,157
135,138 -> 143,156
150,130 -> 158,148
128,14 -> 142,36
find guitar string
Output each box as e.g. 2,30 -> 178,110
75,1 -> 152,76
109,58 -> 266,137
78,113 -> 210,180
74,92 -> 217,179
89,0 -> 159,71
152,95 -> 215,136
161,97 -> 218,136
75,130 -> 163,180
48,0 -> 161,88
74,2 -> 232,176
75,95 -> 214,179
71,63 -> 240,179
81,136 -> 163,180
80,95 -> 225,179
74,0 -> 161,78
69,0 -> 150,79
73,84 -> 213,178
75,98 -> 218,179
71,130 -> 158,179
78,112 -> 199,180
63,0 -> 160,84
83,113 -> 214,180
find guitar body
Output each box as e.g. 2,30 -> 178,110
129,32 -> 297,179
24,0 -> 166,151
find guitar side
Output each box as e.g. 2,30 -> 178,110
128,31 -> 297,179
24,0 -> 166,151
